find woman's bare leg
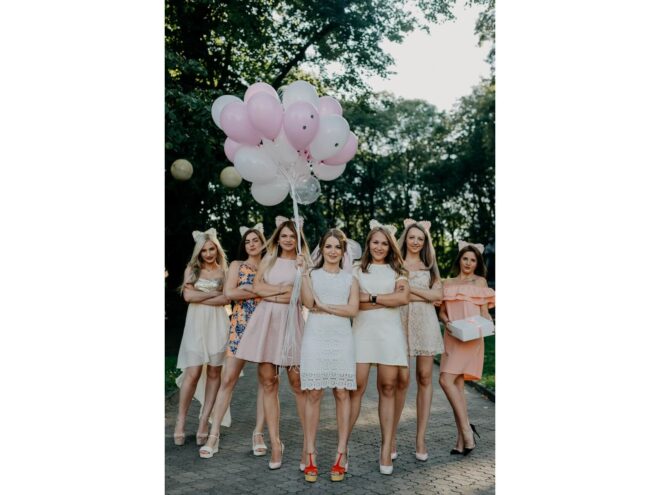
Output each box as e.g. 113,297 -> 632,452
391,364 -> 410,456
259,363 -> 282,464
376,364 -> 399,467
348,363 -> 372,435
175,365 -> 203,437
286,368 -> 308,467
415,356 -> 435,454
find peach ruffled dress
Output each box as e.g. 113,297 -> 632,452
439,282 -> 495,381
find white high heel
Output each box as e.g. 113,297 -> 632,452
269,441 -> 284,470
380,447 -> 394,475
252,431 -> 267,457
199,434 -> 219,459
415,452 -> 429,461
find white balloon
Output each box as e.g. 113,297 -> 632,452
233,147 -> 278,184
309,115 -> 350,161
171,159 -> 193,180
251,176 -> 290,206
312,161 -> 346,181
211,95 -> 241,130
282,80 -> 320,110
219,166 -> 242,188
280,156 -> 311,181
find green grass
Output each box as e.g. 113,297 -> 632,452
165,356 -> 181,394
479,335 -> 495,392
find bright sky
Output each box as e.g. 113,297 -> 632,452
366,0 -> 492,112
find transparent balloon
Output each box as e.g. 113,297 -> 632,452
291,175 -> 321,205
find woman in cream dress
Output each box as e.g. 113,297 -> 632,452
396,219 -> 444,461
173,228 -> 231,446
349,221 -> 409,475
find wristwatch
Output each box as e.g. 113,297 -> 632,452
370,294 -> 377,305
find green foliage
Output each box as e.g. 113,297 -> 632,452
164,0 -> 495,349
165,356 -> 181,394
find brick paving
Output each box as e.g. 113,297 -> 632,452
165,360 -> 495,494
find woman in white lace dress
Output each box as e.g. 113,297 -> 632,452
299,229 -> 359,483
396,219 -> 443,461
173,228 -> 231,446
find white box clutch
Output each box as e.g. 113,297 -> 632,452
447,316 -> 494,342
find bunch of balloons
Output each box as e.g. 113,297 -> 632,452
211,80 -> 358,206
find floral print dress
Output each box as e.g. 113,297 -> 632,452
227,262 -> 261,355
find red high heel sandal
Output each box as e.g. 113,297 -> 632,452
330,449 -> 348,482
304,453 -> 318,483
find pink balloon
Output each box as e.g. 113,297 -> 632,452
247,92 -> 283,141
220,101 -> 262,146
223,138 -> 242,163
323,131 -> 358,165
244,82 -> 279,102
283,101 -> 320,151
318,96 -> 343,116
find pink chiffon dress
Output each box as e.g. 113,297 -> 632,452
234,258 -> 304,367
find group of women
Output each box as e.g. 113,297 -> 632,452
172,217 -> 495,482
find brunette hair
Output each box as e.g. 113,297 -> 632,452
359,226 -> 407,277
235,228 -> 267,261
450,245 -> 487,278
312,229 -> 348,270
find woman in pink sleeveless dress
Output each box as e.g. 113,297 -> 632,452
437,243 -> 495,456
234,218 -> 311,471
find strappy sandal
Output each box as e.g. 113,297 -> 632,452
330,449 -> 348,482
199,434 -> 219,458
252,430 -> 268,456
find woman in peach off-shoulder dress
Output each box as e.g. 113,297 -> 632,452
436,242 -> 494,457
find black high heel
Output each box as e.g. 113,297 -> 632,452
450,448 -> 463,455
463,424 -> 479,456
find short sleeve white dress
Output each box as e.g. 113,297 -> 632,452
351,264 -> 409,366
300,269 -> 356,390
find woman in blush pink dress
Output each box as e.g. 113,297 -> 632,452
173,228 -> 231,447
234,217 -> 311,471
437,242 -> 494,456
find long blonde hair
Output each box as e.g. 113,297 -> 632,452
398,222 -> 440,287
261,220 -> 311,275
180,229 -> 228,291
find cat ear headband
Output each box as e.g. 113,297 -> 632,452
403,218 -> 431,232
239,223 -> 264,236
192,228 -> 218,243
458,240 -> 484,254
369,219 -> 397,236
275,215 -> 304,228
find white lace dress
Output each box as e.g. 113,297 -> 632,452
300,269 -> 356,390
400,270 -> 444,356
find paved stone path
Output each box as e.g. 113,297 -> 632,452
165,361 -> 494,494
